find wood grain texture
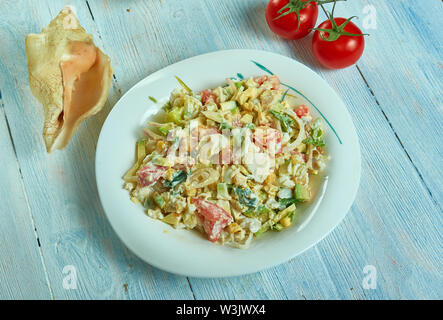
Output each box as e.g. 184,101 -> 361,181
0,0 -> 441,299
345,0 -> 443,207
86,0 -> 442,299
0,100 -> 51,299
0,0 -> 193,299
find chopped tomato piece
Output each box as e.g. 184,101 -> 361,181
295,105 -> 309,118
201,89 -> 217,105
137,164 -> 167,187
255,75 -> 268,85
255,75 -> 280,89
192,198 -> 232,242
269,75 -> 281,90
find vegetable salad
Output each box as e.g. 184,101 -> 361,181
123,75 -> 328,248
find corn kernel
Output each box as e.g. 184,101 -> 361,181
130,197 -> 140,204
156,140 -> 167,152
164,168 -> 175,181
227,223 -> 242,234
265,172 -> 276,186
280,216 -> 292,228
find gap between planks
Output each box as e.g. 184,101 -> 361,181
84,0 -> 439,297
82,0 -> 195,299
354,65 -> 440,211
0,91 -> 55,300
317,5 -> 439,210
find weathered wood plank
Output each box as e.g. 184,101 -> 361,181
1,0 -> 441,299
333,0 -> 443,206
0,100 -> 51,299
0,0 -> 194,299
86,0 -> 442,299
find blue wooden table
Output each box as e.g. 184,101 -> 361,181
0,0 -> 441,299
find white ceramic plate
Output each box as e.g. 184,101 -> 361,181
96,49 -> 361,278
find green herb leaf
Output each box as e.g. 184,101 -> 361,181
233,187 -> 258,207
279,197 -> 299,209
219,122 -> 232,130
163,170 -> 188,189
303,119 -> 326,147
154,195 -> 165,208
270,110 -> 294,132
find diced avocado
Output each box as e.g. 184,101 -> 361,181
144,198 -> 154,209
230,106 -> 240,114
244,123 -> 256,130
158,124 -> 174,136
294,184 -> 310,202
154,195 -> 165,208
240,113 -> 253,124
243,208 -> 256,218
255,223 -> 270,237
245,205 -> 271,221
255,205 -> 295,236
183,96 -> 201,119
217,183 -> 231,200
256,205 -> 270,215
167,106 -> 183,124
162,213 -> 181,226
158,127 -> 169,136
234,81 -> 243,89
219,122 -> 232,130
220,100 -> 237,112
202,110 -> 224,123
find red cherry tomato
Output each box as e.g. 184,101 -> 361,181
266,0 -> 318,40
312,17 -> 365,69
